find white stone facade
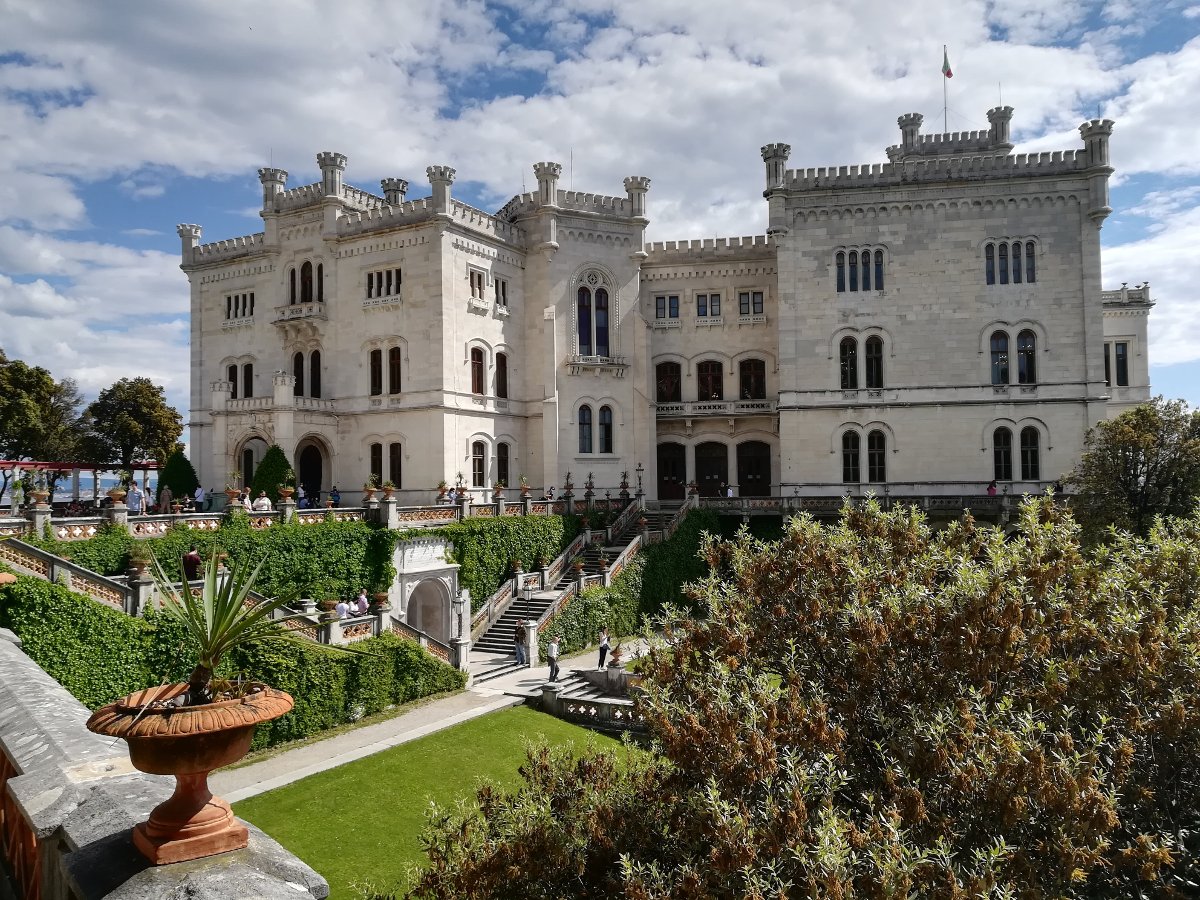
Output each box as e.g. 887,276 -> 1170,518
180,107 -> 1151,504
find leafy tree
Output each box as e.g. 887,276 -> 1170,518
80,377 -> 183,469
158,449 -> 200,507
1068,396 -> 1200,539
411,499 -> 1200,899
0,349 -> 87,500
249,444 -> 295,505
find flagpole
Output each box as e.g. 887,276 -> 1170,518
943,44 -> 948,132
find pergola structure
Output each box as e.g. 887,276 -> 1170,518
0,460 -> 161,504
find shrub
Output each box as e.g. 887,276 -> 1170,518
538,557 -> 643,659
638,508 -> 719,616
158,448 -> 200,506
249,444 -> 296,506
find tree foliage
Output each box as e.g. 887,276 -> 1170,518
1068,397 -> 1200,539
249,444 -> 295,505
0,348 -> 87,499
158,448 -> 200,504
411,499 -> 1200,899
81,376 -> 182,468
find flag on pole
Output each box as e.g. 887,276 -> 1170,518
942,47 -> 954,78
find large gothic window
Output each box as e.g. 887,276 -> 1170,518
576,272 -> 615,358
739,359 -> 766,400
300,261 -> 313,303
471,441 -> 485,487
993,427 -> 1013,481
470,348 -> 484,395
840,337 -> 858,390
656,362 -> 682,403
369,349 -> 383,396
310,350 -> 322,398
388,347 -> 402,394
577,287 -> 592,356
1017,330 -> 1037,384
990,332 -> 1009,385
496,353 -> 508,399
292,352 -> 304,396
595,289 -> 610,358
1020,427 -> 1040,480
842,432 -> 860,483
864,336 -> 884,389
599,406 -> 614,453
697,361 -> 723,400
578,405 -> 593,454
867,430 -> 886,482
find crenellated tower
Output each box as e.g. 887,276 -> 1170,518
426,165 -> 456,215
987,106 -> 1014,150
317,152 -> 347,197
760,143 -> 791,235
176,223 -> 201,265
624,175 -> 650,257
1079,118 -> 1115,225
532,162 -> 562,254
381,178 -> 409,204
257,167 -> 288,209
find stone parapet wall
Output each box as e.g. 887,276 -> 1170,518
783,150 -> 1087,193
0,630 -> 328,899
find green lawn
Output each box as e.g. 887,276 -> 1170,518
236,706 -> 620,899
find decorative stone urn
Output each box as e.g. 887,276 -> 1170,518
86,683 -> 293,864
29,489 -> 51,506
108,487 -> 128,502
278,486 -> 295,500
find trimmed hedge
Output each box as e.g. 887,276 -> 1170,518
0,572 -> 466,749
538,556 -> 643,660
639,508 -> 721,616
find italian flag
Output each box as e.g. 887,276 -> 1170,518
942,48 -> 953,78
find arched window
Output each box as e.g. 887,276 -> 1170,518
310,350 -> 322,398
292,352 -> 304,396
841,432 -> 860,483
369,443 -> 383,483
1020,427 -> 1040,480
656,362 -> 682,403
470,348 -> 484,395
300,261 -> 313,303
577,287 -> 592,356
1011,242 -> 1022,283
739,359 -> 766,400
998,243 -> 1009,285
990,331 -> 1009,385
599,406 -> 613,453
471,441 -> 485,488
316,263 -> 324,302
697,360 -> 723,400
865,336 -> 884,389
867,430 -> 886,482
289,268 -> 296,305
497,442 -> 509,487
595,288 -> 609,358
242,448 -> 255,485
874,250 -> 884,290
1025,242 -> 1036,283
388,442 -> 402,487
242,363 -> 253,399
578,405 -> 593,454
1017,330 -> 1037,384
835,251 -> 846,293
388,347 -> 402,394
839,337 -> 858,390
848,250 -> 859,292
985,243 -> 995,285
861,251 -> 871,291
369,349 -> 383,396
496,353 -> 508,399
993,427 -> 1013,481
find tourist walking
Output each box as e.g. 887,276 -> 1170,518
514,619 -> 527,666
330,486 -> 341,507
297,484 -> 306,508
355,589 -> 370,615
547,635 -> 560,682
159,484 -> 174,514
182,546 -> 203,580
194,485 -> 206,510
987,480 -> 998,496
598,628 -> 610,669
126,484 -> 144,515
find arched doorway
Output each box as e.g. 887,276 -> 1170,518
238,436 -> 269,487
657,442 -> 686,500
737,441 -> 772,496
407,579 -> 448,644
694,442 -> 728,497
296,443 -> 324,506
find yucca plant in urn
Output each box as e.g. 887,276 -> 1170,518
86,552 -> 300,865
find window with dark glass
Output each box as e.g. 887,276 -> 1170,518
697,361 -> 723,400
697,293 -> 721,317
1104,342 -> 1111,386
656,362 -> 682,403
994,427 -> 1013,481
227,364 -> 238,399
874,250 -> 884,290
1025,242 -> 1036,283
655,294 -> 679,320
867,430 -> 886,482
1017,330 -> 1037,384
998,243 -> 1009,285
738,291 -> 764,316
242,363 -> 253,399
1020,427 -> 1040,480
388,442 -> 402,487
494,277 -> 508,308
839,337 -> 858,390
599,406 -> 613,453
370,443 -> 383,483
471,441 -> 485,487
578,405 -> 593,454
496,353 -> 508,398
697,294 -> 707,317
470,348 -> 484,395
595,288 -> 610,357
848,252 -> 859,292
1011,242 -> 1022,283
388,347 -> 402,394
293,352 -> 304,396
865,336 -> 884,389
836,251 -> 846,292
300,261 -> 313,303
316,263 -> 323,302
1115,342 -> 1129,386
369,349 -> 383,396
497,442 -> 509,486
842,432 -> 860,483
990,332 -> 1009,385
739,359 -> 766,400
985,244 -> 995,285
310,350 -> 321,398
578,287 -> 593,354
861,253 -> 872,291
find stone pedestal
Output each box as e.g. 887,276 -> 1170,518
364,497 -> 380,524
278,498 -> 296,524
525,626 -> 540,666
540,681 -> 563,715
130,573 -> 155,616
379,497 -> 398,529
106,502 -> 129,533
29,504 -> 51,539
452,637 -> 470,672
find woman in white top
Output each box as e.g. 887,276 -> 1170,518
251,491 -> 272,511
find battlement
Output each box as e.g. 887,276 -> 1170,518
497,191 -> 539,220
644,234 -> 774,260
337,197 -> 436,236
496,188 -> 631,220
272,182 -> 386,214
192,231 -> 266,263
448,199 -> 524,243
1101,282 -> 1152,307
783,149 -> 1087,193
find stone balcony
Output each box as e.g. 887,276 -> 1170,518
272,300 -> 327,323
566,355 -> 629,377
655,399 -> 777,418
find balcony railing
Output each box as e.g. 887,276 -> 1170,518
567,355 -> 629,377
272,301 -> 327,323
655,399 -> 777,417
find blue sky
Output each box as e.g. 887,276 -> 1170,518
2,0 -> 1199,429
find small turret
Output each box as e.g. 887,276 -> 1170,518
427,165 -> 456,214
257,167 -> 287,209
316,151 -> 347,197
533,162 -> 562,207
1079,118 -> 1116,225
624,175 -> 650,219
176,223 -> 201,265
987,106 -> 1014,150
760,143 -> 791,192
381,178 -> 409,204
898,113 -> 923,153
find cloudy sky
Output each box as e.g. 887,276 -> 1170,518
2,0 -> 1198,428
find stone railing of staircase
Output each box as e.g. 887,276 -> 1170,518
0,536 -> 136,614
471,530 -> 588,642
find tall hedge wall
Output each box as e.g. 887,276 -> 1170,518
538,557 -> 644,660
639,508 -> 720,616
0,571 -> 465,749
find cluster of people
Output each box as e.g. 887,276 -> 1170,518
333,589 -> 373,619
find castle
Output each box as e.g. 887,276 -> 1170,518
179,106 -> 1151,504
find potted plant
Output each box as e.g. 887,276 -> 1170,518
571,556 -> 585,574
29,472 -> 50,506
536,553 -> 550,569
362,473 -> 379,502
563,470 -> 574,495
224,471 -> 242,502
436,479 -> 448,501
511,558 -> 523,575
127,543 -> 153,576
85,552 -> 299,864
609,642 -> 624,668
519,474 -> 531,498
598,549 -> 611,567
371,583 -> 391,610
492,480 -> 505,501
381,480 -> 395,500
278,477 -> 295,500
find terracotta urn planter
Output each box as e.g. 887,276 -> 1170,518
30,489 -> 51,506
381,487 -> 394,500
372,591 -> 391,610
278,486 -> 295,500
224,488 -> 240,503
86,683 -> 293,864
108,487 -> 128,502
362,486 -> 376,502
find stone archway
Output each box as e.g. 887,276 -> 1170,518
236,435 -> 269,487
294,437 -> 329,506
406,579 -> 450,644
